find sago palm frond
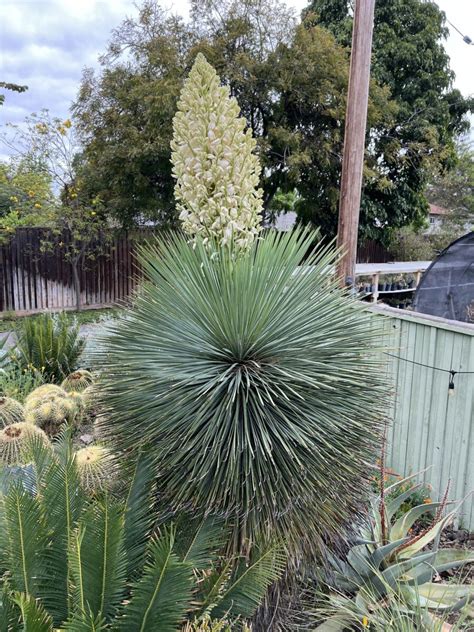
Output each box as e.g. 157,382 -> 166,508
69,499 -> 127,623
122,454 -> 156,579
201,546 -> 286,621
94,228 -> 388,554
115,527 -> 193,632
12,592 -> 54,632
175,515 -> 226,570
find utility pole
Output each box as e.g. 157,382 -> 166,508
336,0 -> 376,286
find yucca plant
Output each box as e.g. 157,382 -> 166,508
92,228 -> 388,554
314,473 -> 474,630
15,312 -> 85,383
0,432 -> 285,630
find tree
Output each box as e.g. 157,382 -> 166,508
427,138 -> 474,224
0,159 -> 54,240
0,111 -> 110,310
73,0 -> 394,234
306,0 -> 473,242
0,81 -> 27,106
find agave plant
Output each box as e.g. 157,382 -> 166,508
93,228 -> 388,554
315,474 -> 474,630
0,432 -> 284,631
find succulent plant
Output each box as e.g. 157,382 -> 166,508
0,422 -> 50,465
25,384 -> 67,404
61,369 -> 94,393
74,445 -> 115,492
0,396 -> 25,427
316,474 -> 474,630
25,392 -> 78,435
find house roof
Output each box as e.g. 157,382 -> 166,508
429,203 -> 449,216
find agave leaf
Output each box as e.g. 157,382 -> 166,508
418,583 -> 474,603
346,544 -> 371,577
397,513 -> 455,559
370,536 -> 410,569
385,483 -> 424,521
390,502 -> 442,541
381,551 -> 435,589
314,615 -> 348,631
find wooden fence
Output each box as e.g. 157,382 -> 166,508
372,304 -> 474,530
0,228 -> 154,314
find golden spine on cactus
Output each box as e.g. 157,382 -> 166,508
75,445 -> 115,492
61,369 -> 94,393
0,396 -> 25,427
26,384 -> 66,404
0,422 -> 50,465
25,392 -> 79,435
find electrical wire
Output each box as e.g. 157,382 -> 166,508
384,352 -> 474,374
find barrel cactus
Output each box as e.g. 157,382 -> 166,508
0,422 -> 50,465
25,391 -> 78,435
26,383 -> 66,404
61,369 -> 94,393
0,396 -> 24,427
75,445 -> 115,492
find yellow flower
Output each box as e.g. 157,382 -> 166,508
63,119 -> 72,128
34,203 -> 42,209
28,190 -> 35,197
362,616 -> 369,627
70,192 -> 78,199
9,195 -> 18,203
91,211 -> 96,216
423,498 -> 432,504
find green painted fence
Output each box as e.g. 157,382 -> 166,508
370,305 -> 474,530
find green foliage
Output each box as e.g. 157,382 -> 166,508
92,228 -> 387,554
0,362 -> 45,402
15,312 -> 85,383
370,469 -> 432,524
427,138 -> 474,224
388,223 -> 467,262
0,81 -> 27,107
306,0 -> 473,242
313,475 -> 474,630
72,0 -> 393,235
0,435 -> 284,629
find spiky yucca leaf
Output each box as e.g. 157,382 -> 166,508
61,370 -> 94,393
94,229 -> 388,553
0,422 -> 50,465
0,396 -> 24,427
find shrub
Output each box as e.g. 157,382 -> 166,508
15,312 -> 85,383
0,362 -> 44,402
93,228 -> 388,555
0,435 -> 284,629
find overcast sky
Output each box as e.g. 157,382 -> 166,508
1,0 -> 473,133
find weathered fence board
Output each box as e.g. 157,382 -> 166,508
372,305 -> 474,529
0,228 -> 153,314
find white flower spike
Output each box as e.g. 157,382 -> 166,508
171,53 -> 262,251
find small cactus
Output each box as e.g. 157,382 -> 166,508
75,445 -> 115,492
61,369 -> 94,393
25,393 -> 78,436
26,384 -> 66,404
0,422 -> 50,465
0,397 -> 25,427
